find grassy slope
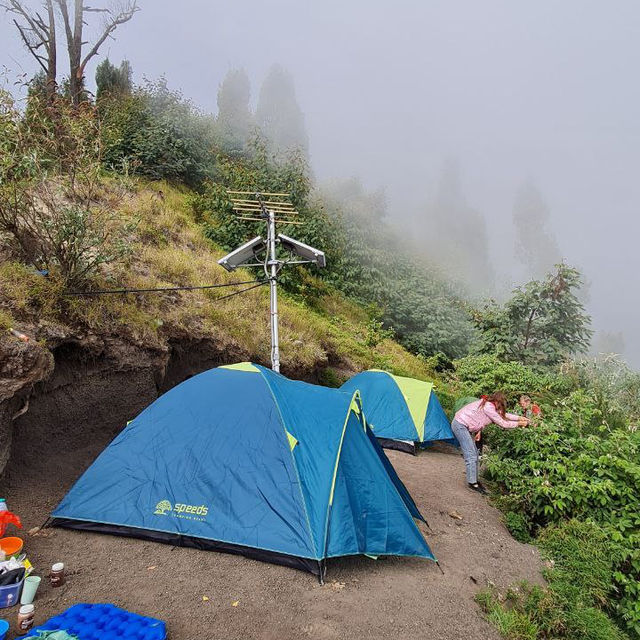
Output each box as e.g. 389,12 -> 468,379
0,178 -> 434,382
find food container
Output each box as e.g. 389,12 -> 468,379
50,563 -> 65,587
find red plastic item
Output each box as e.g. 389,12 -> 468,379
0,511 -> 22,538
532,404 -> 541,416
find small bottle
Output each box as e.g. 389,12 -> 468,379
50,562 -> 65,587
0,498 -> 8,512
17,603 -> 35,634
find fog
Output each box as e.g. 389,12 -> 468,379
2,0 -> 639,365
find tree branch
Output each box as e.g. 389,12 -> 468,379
522,307 -> 537,351
3,0 -> 49,43
55,0 -> 74,51
12,19 -> 48,71
79,1 -> 138,74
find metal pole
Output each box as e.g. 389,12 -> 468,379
267,209 -> 280,372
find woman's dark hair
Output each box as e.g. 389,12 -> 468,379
480,392 -> 508,418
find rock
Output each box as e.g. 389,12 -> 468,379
0,336 -> 53,472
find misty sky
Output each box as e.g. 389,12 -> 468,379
2,0 -> 639,365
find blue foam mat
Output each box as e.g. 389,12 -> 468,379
24,603 -> 166,640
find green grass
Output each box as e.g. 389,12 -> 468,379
0,178 -> 438,381
475,520 -> 631,640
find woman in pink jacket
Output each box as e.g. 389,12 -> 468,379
452,392 -> 529,494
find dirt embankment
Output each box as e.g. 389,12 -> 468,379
0,320 -> 344,477
0,325 -> 255,476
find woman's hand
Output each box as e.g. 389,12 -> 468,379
518,417 -> 529,427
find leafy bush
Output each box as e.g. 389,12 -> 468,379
561,356 -> 640,429
0,92 -> 134,286
477,520 -> 629,640
452,352 -> 571,403
483,388 -> 640,636
98,79 -> 216,186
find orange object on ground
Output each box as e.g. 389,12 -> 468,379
0,512 -> 22,538
0,537 -> 23,557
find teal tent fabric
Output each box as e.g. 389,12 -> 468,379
51,363 -> 434,577
341,370 -> 455,452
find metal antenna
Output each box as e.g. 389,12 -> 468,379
218,191 -> 326,372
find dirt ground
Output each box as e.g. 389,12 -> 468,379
1,428 -> 542,640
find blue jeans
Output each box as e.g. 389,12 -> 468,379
451,419 -> 478,484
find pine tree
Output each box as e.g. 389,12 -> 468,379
255,64 -> 308,159
95,59 -> 133,100
423,160 -> 494,295
513,181 -> 562,279
214,68 -> 253,153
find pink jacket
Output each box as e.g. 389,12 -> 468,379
454,400 -> 520,433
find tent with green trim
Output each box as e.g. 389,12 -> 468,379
50,363 -> 435,578
341,370 -> 455,454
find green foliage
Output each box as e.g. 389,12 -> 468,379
477,520 -> 629,639
98,79 -> 216,185
453,352 -> 570,403
472,264 -> 593,366
476,588 -> 539,640
562,356 -> 640,429
316,367 -> 346,388
0,309 -> 13,331
482,386 -> 640,636
477,577 -> 627,640
0,91 -> 134,286
316,179 -> 476,359
95,59 -> 133,100
503,511 -> 532,543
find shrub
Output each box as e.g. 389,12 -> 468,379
98,79 -> 216,186
0,92 -> 134,286
453,352 -> 571,403
483,387 -> 640,636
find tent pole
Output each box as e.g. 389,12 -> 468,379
267,208 -> 281,372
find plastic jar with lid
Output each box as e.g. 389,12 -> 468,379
0,498 -> 7,512
50,562 -> 65,587
17,603 -> 35,634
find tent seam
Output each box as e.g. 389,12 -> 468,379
256,365 -> 318,558
321,391 -> 359,560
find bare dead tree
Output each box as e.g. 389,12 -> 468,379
2,0 -> 139,105
1,0 -> 57,99
55,0 -> 139,105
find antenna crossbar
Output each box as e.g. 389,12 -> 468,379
227,190 -> 291,197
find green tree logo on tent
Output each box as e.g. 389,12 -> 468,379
154,500 -> 172,516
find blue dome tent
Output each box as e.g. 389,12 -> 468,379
50,363 -> 435,578
341,370 -> 455,454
